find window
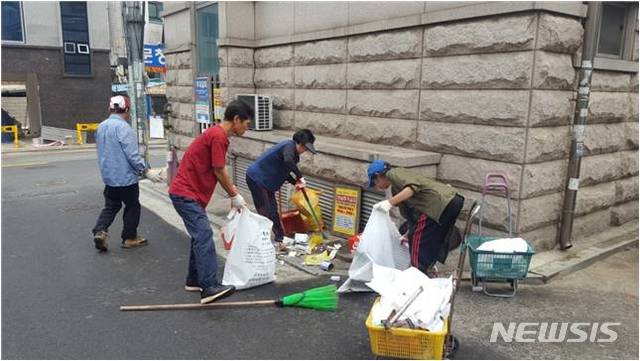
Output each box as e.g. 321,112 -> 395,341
148,2 -> 163,23
2,1 -> 24,42
593,2 -> 639,71
60,2 -> 91,75
64,42 -> 75,53
196,4 -> 219,75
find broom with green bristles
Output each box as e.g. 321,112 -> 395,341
120,284 -> 338,312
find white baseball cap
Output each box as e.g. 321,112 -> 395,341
109,95 -> 130,112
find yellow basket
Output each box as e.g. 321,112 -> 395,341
366,298 -> 448,360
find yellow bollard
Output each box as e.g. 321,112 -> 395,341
1,125 -> 19,148
75,123 -> 99,145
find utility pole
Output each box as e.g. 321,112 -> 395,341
122,1 -> 150,165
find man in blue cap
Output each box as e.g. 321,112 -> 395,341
246,129 -> 317,251
367,160 -> 464,275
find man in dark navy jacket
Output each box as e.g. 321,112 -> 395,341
246,129 -> 317,250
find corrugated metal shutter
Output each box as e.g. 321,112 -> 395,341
232,155 -> 252,195
360,188 -> 385,232
232,154 -> 384,234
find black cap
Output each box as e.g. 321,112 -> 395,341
304,142 -> 317,154
293,129 -> 317,154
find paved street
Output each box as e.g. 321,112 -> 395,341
2,149 -> 638,359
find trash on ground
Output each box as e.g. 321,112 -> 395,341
308,232 -> 324,252
320,260 -> 334,271
347,234 -> 361,253
282,236 -> 295,246
477,237 -> 529,253
366,264 -> 452,332
304,249 -> 338,266
294,233 -> 309,245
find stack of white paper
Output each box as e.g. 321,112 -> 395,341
367,264 -> 452,332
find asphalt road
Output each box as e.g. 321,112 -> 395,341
2,149 -> 638,359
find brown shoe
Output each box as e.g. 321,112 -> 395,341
121,237 -> 148,249
93,231 -> 108,252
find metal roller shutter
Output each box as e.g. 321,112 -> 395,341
360,188 -> 385,232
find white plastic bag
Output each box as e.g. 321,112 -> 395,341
222,208 -> 276,290
338,209 -> 410,293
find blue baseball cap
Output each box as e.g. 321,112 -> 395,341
367,160 -> 389,188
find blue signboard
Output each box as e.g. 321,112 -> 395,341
144,44 -> 165,72
194,77 -> 211,124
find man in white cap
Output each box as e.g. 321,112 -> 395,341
92,95 -> 160,252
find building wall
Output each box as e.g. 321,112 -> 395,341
1,47 -> 112,130
163,3 -> 196,156
165,2 -> 639,250
2,2 -> 113,132
20,1 -> 110,50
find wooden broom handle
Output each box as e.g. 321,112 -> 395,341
120,299 -> 276,311
277,190 -> 287,233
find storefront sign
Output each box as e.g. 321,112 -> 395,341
332,185 -> 361,237
143,44 -> 166,73
194,77 -> 211,124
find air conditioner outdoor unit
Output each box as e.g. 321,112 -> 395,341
236,94 -> 273,131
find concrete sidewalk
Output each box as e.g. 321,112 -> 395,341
1,138 -> 167,154
138,175 -> 352,280
139,168 -> 639,285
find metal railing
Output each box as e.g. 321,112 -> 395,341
75,123 -> 99,145
1,125 -> 19,148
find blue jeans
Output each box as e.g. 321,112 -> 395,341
170,194 -> 219,291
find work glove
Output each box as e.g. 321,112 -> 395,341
373,200 -> 392,213
230,193 -> 247,209
145,168 -> 163,183
295,177 -> 306,190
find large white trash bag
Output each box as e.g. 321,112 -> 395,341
338,209 -> 410,293
222,207 -> 276,290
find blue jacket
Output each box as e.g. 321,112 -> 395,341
96,114 -> 146,187
247,140 -> 302,192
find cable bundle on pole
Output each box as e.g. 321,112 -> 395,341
120,284 -> 338,312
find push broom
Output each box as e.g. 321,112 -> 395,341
120,284 -> 338,312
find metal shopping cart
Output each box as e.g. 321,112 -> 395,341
365,203 -> 482,359
469,173 -> 535,297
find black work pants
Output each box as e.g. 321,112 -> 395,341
408,194 -> 465,272
245,175 -> 285,242
92,183 -> 140,241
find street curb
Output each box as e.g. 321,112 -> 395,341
2,143 -> 167,155
527,228 -> 639,283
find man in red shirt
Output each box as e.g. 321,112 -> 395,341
169,100 -> 251,304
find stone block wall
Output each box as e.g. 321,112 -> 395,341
182,8 -> 637,251
576,69 -> 639,241
165,50 -> 196,159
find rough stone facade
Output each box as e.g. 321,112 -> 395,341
167,4 -> 638,251
165,50 -> 197,159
